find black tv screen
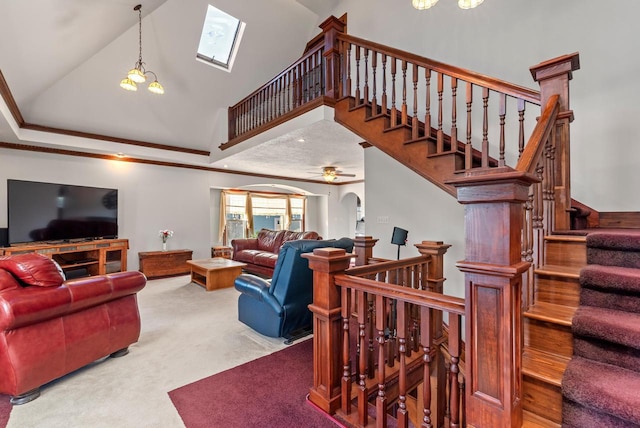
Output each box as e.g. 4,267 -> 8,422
7,180 -> 118,245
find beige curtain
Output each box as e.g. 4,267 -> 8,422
218,191 -> 227,243
245,193 -> 253,236
284,196 -> 292,230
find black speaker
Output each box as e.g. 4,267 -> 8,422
0,228 -> 7,247
391,226 -> 408,246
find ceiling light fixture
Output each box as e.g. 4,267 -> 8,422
119,4 -> 164,94
322,167 -> 338,183
412,0 -> 484,10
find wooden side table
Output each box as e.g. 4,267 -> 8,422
138,249 -> 193,279
211,245 -> 233,259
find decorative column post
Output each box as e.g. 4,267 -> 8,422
303,247 -> 354,414
353,235 -> 378,266
529,53 -> 580,232
447,170 -> 536,428
319,16 -> 346,101
415,240 -> 451,427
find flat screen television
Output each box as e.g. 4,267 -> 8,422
7,180 -> 118,245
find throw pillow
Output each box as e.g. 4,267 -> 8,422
0,253 -> 65,287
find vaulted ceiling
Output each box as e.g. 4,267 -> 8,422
0,0 -> 364,184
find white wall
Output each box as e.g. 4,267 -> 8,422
328,0 -> 640,211
0,149 -> 359,270
364,148 -> 466,298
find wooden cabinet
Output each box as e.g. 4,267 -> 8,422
211,246 -> 232,259
0,239 -> 128,278
138,249 -> 193,279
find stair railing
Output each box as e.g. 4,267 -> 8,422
304,239 -> 460,427
336,33 -> 541,172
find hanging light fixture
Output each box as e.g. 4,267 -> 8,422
412,0 -> 484,9
412,0 -> 439,9
119,4 -> 165,94
458,0 -> 484,9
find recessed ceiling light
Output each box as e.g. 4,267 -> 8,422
297,138 -> 305,143
116,152 -> 126,158
223,164 -> 228,168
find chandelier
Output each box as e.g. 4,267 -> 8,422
119,4 -> 165,94
412,0 -> 484,10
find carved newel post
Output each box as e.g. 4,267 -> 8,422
447,170 -> 537,428
302,247 -> 354,414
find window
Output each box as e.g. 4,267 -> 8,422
219,191 -> 306,244
197,5 -> 245,72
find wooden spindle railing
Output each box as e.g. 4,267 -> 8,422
336,33 -> 541,168
305,240 -> 460,428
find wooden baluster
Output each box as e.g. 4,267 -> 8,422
499,93 -> 507,166
286,69 -> 291,114
420,306 -> 433,428
368,295 -> 376,378
390,57 -> 398,127
397,301 -> 408,428
250,96 -> 255,130
358,291 -> 368,426
295,64 -> 301,107
412,64 -> 419,140
354,45 -> 361,106
465,82 -> 473,170
401,60 -> 408,126
268,83 -> 274,122
481,87 -> 490,168
425,68 -> 432,139
381,54 -> 388,115
371,51 -> 378,115
345,42 -> 352,99
448,314 -> 461,428
342,287 -> 352,414
303,59 -> 309,103
459,376 -> 466,428
450,77 -> 458,152
376,295 -> 388,428
437,73 -> 444,153
363,48 -> 369,105
518,98 -> 526,158
544,135 -> 556,232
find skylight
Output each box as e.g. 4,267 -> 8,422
197,5 -> 245,72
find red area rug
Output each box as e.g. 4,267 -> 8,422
0,395 -> 11,427
168,339 -> 343,427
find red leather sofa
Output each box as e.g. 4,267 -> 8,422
231,228 -> 320,277
0,253 -> 146,404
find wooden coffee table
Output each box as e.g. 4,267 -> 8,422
186,258 -> 246,291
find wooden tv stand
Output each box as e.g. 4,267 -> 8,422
0,239 -> 128,277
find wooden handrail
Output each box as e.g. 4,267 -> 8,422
227,44 -> 324,112
337,33 -> 541,104
516,94 -> 560,174
335,273 -> 465,315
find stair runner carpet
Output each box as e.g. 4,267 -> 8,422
561,230 -> 640,427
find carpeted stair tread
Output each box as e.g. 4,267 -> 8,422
586,230 -> 640,269
562,356 -> 640,425
562,397 -> 640,428
573,336 -> 640,373
580,287 -> 640,313
572,305 -> 640,350
586,230 -> 640,251
580,264 -> 640,293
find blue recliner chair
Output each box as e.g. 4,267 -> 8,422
234,237 -> 354,339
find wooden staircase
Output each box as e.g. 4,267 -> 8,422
522,235 -> 586,426
224,16 -> 585,427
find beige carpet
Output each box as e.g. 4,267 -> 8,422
7,275 -> 288,428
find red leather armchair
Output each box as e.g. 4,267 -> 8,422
0,253 -> 146,404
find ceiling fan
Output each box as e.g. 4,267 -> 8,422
319,166 -> 356,183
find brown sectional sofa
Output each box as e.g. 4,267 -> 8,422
231,228 -> 321,277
